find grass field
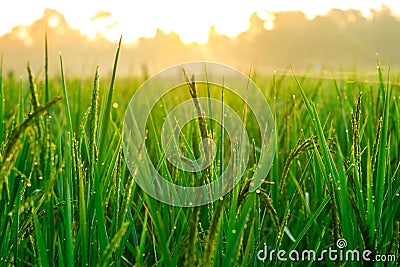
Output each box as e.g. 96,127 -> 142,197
0,41 -> 399,266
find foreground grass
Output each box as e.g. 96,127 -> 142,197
0,43 -> 399,266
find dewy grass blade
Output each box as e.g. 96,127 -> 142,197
59,54 -> 74,267
33,211 -> 50,267
335,136 -> 356,247
44,32 -> 49,103
60,54 -> 73,135
99,222 -> 129,267
99,36 -> 122,158
375,66 -> 391,242
89,67 -> 110,252
289,196 -> 330,251
223,193 -> 255,266
294,71 -> 340,184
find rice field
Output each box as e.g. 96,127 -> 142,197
0,40 -> 399,266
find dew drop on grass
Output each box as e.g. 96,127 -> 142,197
113,102 -> 119,109
34,161 -> 38,166
27,183 -> 31,187
173,226 -> 176,230
39,176 -> 43,180
256,189 -> 261,194
232,229 -> 236,234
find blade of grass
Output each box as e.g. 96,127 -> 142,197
99,36 -> 122,157
375,66 -> 391,236
289,195 -> 330,251
99,222 -> 129,267
89,66 -> 109,253
44,32 -> 49,103
59,54 -> 74,267
33,211 -> 50,267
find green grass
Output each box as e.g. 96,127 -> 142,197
0,40 -> 399,266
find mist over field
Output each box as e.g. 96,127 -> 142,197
1,6 -> 400,76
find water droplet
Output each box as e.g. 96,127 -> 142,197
39,176 -> 43,180
232,229 -> 237,234
256,189 -> 261,194
27,183 -> 31,187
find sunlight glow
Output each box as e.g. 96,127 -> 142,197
1,0 -> 399,44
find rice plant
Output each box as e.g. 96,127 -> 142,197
0,38 -> 398,266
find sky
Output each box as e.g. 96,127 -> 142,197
1,0 -> 400,44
